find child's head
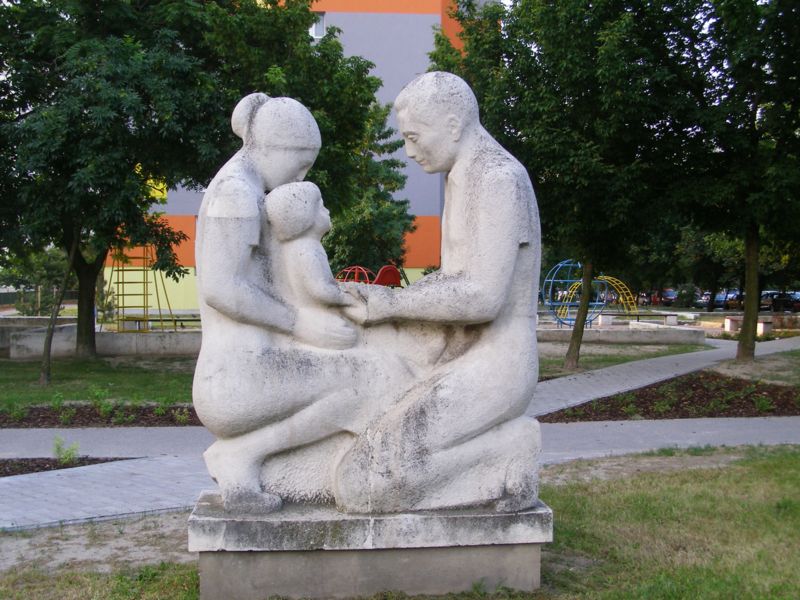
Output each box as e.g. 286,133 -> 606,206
266,182 -> 328,241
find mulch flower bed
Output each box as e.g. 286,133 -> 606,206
1,457 -> 125,477
0,403 -> 202,428
3,371 -> 798,476
541,371 -> 800,423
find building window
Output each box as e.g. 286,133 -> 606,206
309,12 -> 326,40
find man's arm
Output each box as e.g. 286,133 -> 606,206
360,169 -> 530,325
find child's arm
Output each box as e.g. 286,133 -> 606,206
291,239 -> 352,306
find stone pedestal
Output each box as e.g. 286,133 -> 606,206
188,491 -> 553,599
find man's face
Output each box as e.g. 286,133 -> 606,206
397,108 -> 458,174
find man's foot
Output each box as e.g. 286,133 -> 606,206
221,488 -> 283,513
493,459 -> 539,513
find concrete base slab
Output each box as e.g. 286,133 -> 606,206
188,490 -> 552,599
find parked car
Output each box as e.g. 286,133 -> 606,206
766,291 -> 800,312
694,291 -> 711,309
714,289 -> 743,310
661,288 -> 678,306
760,291 -> 780,311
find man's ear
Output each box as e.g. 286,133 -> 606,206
446,114 -> 463,141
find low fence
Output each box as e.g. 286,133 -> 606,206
0,316 -> 79,352
537,323 -> 705,345
9,325 -> 201,359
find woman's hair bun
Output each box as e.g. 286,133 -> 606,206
231,93 -> 270,142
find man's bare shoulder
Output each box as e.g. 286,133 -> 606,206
472,143 -> 531,188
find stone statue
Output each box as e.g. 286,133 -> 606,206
193,73 -> 542,515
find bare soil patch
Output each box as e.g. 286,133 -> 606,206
0,511 -> 194,574
540,450 -> 745,486
710,353 -> 800,387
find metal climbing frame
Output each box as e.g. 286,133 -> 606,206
542,259 -> 638,326
107,245 -> 177,332
596,275 -> 638,316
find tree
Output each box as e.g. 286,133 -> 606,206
1,0 -> 221,355
431,0 -> 709,368
323,103 -> 414,273
686,0 -> 800,360
0,247 -> 77,316
1,0 -> 411,356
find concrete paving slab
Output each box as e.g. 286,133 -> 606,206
0,455 -> 210,530
0,427 -> 214,459
529,336 -> 800,417
2,336 -> 799,530
540,416 -> 800,464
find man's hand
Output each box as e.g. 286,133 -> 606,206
293,309 -> 357,350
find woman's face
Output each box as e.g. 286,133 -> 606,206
254,146 -> 319,191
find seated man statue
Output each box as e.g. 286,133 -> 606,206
334,72 -> 543,513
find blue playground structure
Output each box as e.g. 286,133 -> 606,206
541,259 -> 637,327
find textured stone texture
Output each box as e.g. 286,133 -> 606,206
198,544 -> 543,599
190,491 -> 552,599
188,491 -> 553,552
194,75 -> 542,514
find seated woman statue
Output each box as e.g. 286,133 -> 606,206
193,95 -> 410,512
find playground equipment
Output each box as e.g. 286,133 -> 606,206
335,266 -> 375,284
335,265 -> 404,288
541,259 -> 637,326
107,245 -> 177,332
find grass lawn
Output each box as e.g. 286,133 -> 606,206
1,344 -> 708,411
2,446 -> 797,599
538,344 -> 708,380
0,358 -> 193,412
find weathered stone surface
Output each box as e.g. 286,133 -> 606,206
190,490 -> 552,598
197,544 -> 543,599
188,491 -> 553,552
193,74 -> 543,514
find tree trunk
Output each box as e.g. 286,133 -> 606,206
736,222 -> 759,361
40,237 -> 79,385
706,284 -> 718,313
564,261 -> 593,370
73,251 -> 106,358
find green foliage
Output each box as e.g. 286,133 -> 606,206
0,247 -> 76,316
432,1 -> 707,272
172,407 -> 190,425
52,435 -> 79,466
434,1 -> 800,359
0,357 -> 193,410
1,0 -> 409,353
322,103 -> 414,272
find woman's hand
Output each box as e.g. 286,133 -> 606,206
293,308 -> 357,350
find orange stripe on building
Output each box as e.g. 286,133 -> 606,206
440,0 -> 463,50
105,215 -> 197,268
312,0 -> 440,14
404,215 -> 441,268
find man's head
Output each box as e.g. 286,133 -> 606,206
394,72 -> 480,173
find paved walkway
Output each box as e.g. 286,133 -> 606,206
2,336 -> 799,530
529,336 -> 800,416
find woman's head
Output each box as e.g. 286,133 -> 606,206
232,93 -> 322,189
266,181 -> 328,241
